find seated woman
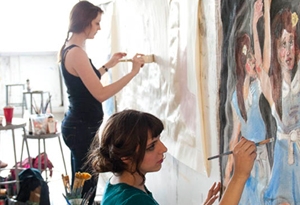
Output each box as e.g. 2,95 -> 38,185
87,109 -> 257,205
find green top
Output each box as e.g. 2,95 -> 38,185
101,181 -> 159,205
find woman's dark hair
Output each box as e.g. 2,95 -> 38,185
87,109 -> 164,184
270,8 -> 299,120
235,33 -> 251,122
58,1 -> 103,62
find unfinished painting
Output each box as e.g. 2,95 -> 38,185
220,0 -> 300,204
105,0 -> 215,176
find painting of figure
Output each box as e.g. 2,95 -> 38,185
220,0 -> 300,204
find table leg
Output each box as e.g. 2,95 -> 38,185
43,138 -> 48,181
20,138 -> 24,165
30,93 -> 33,114
38,138 -> 41,171
11,129 -> 19,192
5,85 -> 8,106
58,136 -> 68,175
48,92 -> 53,113
20,128 -> 32,167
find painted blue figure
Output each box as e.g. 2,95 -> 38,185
224,1 -> 273,203
260,8 -> 300,205
224,33 -> 271,205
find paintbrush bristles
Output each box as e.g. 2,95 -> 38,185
142,54 -> 155,63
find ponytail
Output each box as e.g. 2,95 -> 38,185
57,31 -> 70,63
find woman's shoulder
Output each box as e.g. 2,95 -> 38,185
63,44 -> 88,64
124,193 -> 158,205
65,44 -> 78,50
103,183 -> 158,205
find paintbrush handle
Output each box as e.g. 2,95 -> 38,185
255,137 -> 274,146
62,193 -> 71,205
119,59 -> 133,62
207,150 -> 233,160
207,137 -> 274,160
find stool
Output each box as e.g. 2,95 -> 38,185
22,91 -> 52,115
0,118 -> 31,193
21,132 -> 67,181
5,84 -> 27,116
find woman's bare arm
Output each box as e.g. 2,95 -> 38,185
219,138 -> 257,205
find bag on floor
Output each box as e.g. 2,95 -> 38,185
15,168 -> 50,205
10,152 -> 54,180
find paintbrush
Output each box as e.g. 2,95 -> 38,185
119,54 -> 155,63
207,137 -> 274,160
43,95 -> 51,114
62,193 -> 71,205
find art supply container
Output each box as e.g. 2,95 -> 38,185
69,198 -> 83,205
31,114 -> 48,134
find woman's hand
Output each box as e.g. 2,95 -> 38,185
130,53 -> 145,75
202,182 -> 221,205
107,52 -> 127,68
219,138 -> 256,205
253,0 -> 263,25
232,137 -> 257,180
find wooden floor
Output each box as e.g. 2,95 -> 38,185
0,109 -> 105,204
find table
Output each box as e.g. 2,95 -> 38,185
22,91 -> 52,115
0,118 -> 31,193
21,132 -> 67,181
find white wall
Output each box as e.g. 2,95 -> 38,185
0,52 -> 63,114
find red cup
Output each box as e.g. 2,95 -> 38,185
3,106 -> 14,124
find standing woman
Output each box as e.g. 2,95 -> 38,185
58,1 -> 144,204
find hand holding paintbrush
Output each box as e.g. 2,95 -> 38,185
208,137 -> 274,160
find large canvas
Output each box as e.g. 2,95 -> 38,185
106,0 -> 218,176
220,0 -> 300,204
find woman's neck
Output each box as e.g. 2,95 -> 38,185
66,33 -> 86,50
111,171 -> 146,192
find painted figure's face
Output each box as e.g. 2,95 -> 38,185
277,29 -> 295,71
245,47 -> 257,78
85,12 -> 101,39
139,134 -> 168,174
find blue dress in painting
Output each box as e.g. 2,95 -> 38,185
263,64 -> 300,205
232,79 -> 270,205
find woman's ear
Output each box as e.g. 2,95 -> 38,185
121,157 -> 131,164
121,157 -> 136,172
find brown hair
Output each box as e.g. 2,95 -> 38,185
87,109 -> 164,184
58,1 -> 103,62
235,33 -> 251,122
